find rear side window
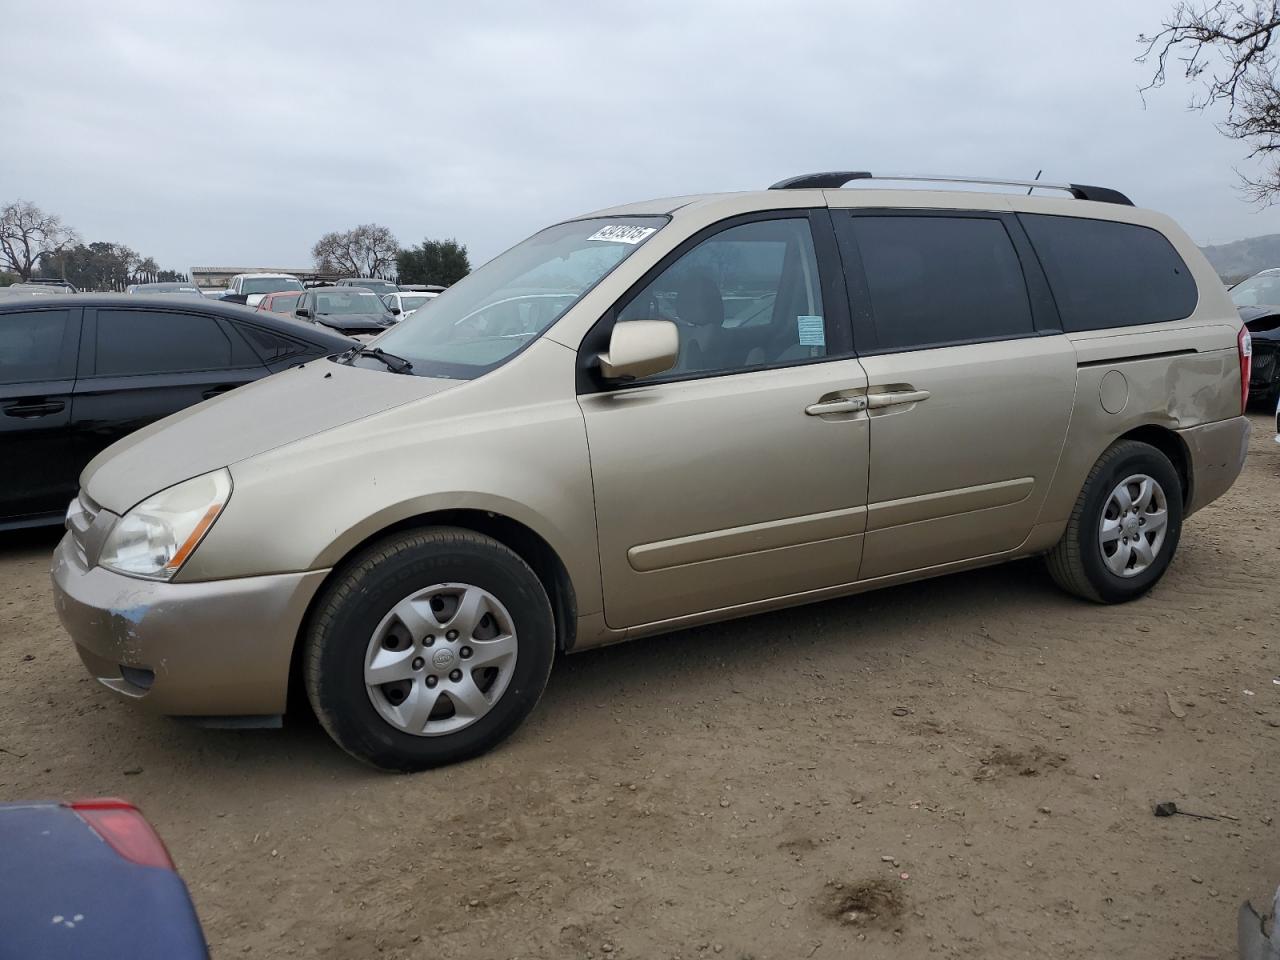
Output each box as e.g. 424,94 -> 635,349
95,309 -> 233,376
0,309 -> 73,384
847,216 -> 1034,352
1019,214 -> 1198,331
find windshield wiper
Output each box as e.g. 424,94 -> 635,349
341,345 -> 414,374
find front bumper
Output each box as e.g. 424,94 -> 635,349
1178,415 -> 1251,516
51,533 -> 329,717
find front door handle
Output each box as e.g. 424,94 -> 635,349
805,396 -> 867,416
867,389 -> 930,409
3,399 -> 65,419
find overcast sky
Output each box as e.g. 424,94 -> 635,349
3,0 -> 1276,273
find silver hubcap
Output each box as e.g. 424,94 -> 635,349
1099,473 -> 1168,578
364,583 -> 518,737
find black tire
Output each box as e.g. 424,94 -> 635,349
303,526 -> 555,771
1045,440 -> 1184,603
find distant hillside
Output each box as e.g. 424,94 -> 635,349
1199,234 -> 1280,283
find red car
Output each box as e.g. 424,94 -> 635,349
256,290 -> 303,315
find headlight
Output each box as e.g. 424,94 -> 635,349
99,469 -> 232,580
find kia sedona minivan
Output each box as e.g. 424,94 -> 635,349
52,172 -> 1250,770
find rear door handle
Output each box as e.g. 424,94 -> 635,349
867,389 -> 930,409
805,396 -> 867,416
3,399 -> 65,419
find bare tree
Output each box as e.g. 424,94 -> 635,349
312,223 -> 399,277
0,200 -> 79,279
1140,1 -> 1280,201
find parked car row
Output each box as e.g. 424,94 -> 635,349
0,294 -> 353,529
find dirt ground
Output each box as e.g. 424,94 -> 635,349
2,414 -> 1278,960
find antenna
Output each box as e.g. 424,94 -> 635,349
1027,170 -> 1042,196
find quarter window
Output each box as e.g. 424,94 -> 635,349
0,309 -> 73,384
848,216 -> 1035,352
95,310 -> 234,376
239,324 -> 309,363
616,218 -> 827,377
1019,214 -> 1198,331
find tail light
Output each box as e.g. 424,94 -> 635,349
1239,325 -> 1253,414
67,798 -> 175,870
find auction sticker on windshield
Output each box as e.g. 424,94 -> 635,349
586,225 -> 657,244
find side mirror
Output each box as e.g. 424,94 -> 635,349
598,320 -> 678,380
295,307 -> 312,319
389,306 -> 401,315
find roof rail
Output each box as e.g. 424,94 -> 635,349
768,172 -> 1133,206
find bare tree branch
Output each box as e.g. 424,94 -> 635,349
1139,2 -> 1280,200
0,200 -> 78,279
312,224 -> 399,278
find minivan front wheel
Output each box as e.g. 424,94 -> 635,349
1046,440 -> 1184,603
303,527 -> 555,771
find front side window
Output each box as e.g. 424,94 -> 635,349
1019,214 -> 1197,331
0,309 -> 73,384
241,277 -> 304,295
266,293 -> 301,313
848,215 -> 1034,352
615,217 -> 826,378
95,310 -> 233,376
371,216 -> 666,378
399,295 -> 431,312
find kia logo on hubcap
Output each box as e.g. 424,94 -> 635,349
431,648 -> 455,669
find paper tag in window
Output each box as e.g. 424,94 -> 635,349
586,224 -> 657,244
797,315 -> 825,346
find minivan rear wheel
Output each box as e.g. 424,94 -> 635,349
303,527 -> 555,771
1046,440 -> 1183,603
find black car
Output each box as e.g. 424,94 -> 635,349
0,294 -> 354,530
1237,305 -> 1280,404
294,286 -> 396,337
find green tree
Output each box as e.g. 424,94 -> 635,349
396,238 -> 471,286
40,242 -> 181,291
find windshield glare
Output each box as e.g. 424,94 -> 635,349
242,277 -> 304,295
1231,274 -> 1280,307
371,216 -> 666,378
315,290 -> 386,315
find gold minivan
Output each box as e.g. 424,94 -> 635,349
52,173 -> 1251,769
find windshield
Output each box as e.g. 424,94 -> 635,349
399,295 -> 432,311
1231,274 -> 1280,307
242,277 -> 304,295
371,216 -> 666,378
130,284 -> 201,295
314,290 -> 387,315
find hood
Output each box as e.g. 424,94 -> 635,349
82,360 -> 461,513
313,312 -> 394,331
1238,304 -> 1280,339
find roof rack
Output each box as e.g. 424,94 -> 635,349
768,171 -> 1133,206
